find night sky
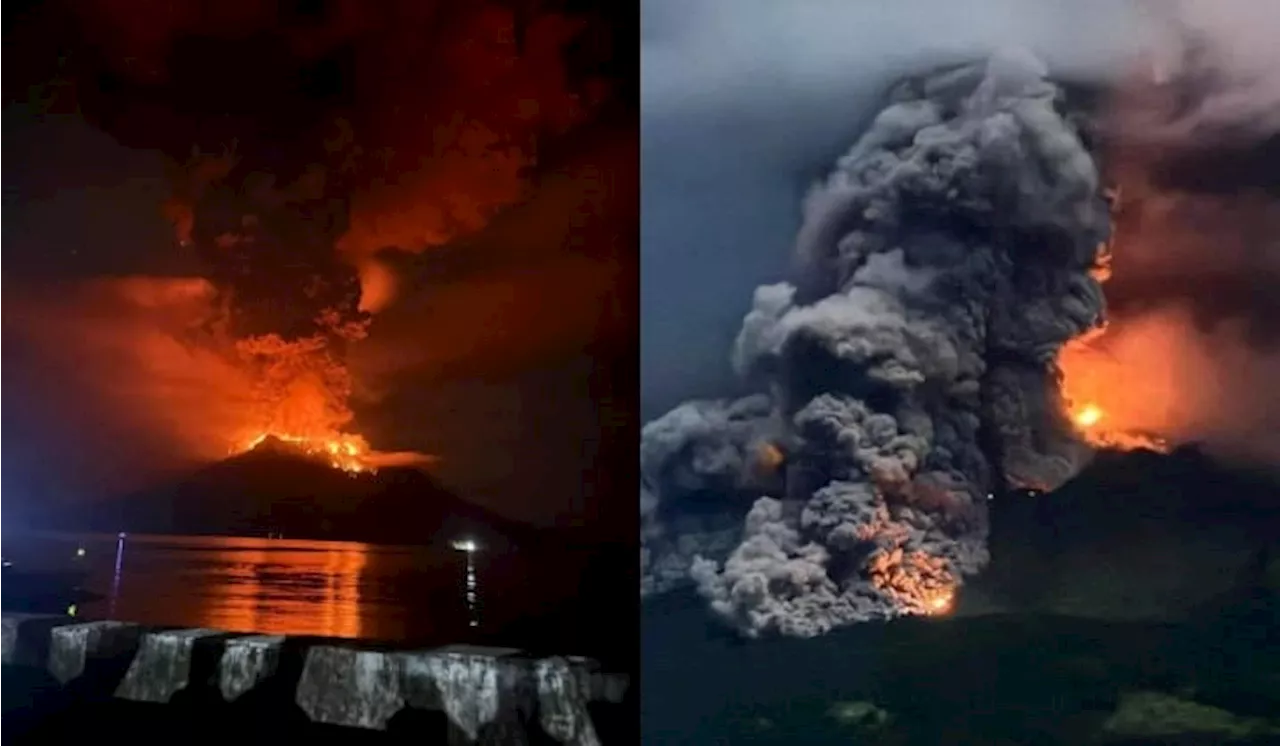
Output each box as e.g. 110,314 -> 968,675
3,0 -> 638,538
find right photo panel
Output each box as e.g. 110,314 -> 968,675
640,1 -> 1280,743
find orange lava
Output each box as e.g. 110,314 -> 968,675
10,277 -> 399,479
1053,207 -> 1171,452
1058,326 -> 1174,453
237,432 -> 373,474
1074,403 -> 1104,429
867,548 -> 958,618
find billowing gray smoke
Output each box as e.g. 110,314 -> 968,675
641,50 -> 1110,637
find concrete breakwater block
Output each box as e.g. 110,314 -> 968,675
562,655 -> 630,704
218,634 -> 286,702
116,628 -> 228,702
296,644 -> 630,744
1,613 -> 631,742
49,621 -> 145,684
402,645 -> 535,745
536,657 -> 603,746
295,646 -> 407,730
2,614 -> 68,667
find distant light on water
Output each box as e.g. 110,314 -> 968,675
111,533 -> 127,617
452,538 -> 481,628
75,547 -> 86,558
66,603 -> 77,617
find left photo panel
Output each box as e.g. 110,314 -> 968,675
2,1 -> 639,743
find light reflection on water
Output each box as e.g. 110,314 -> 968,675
4,532 -> 476,641
186,541 -> 368,638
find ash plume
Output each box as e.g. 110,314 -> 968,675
2,278 -> 260,494
1116,0 -> 1280,145
5,0 -> 616,489
1062,0 -> 1280,466
642,51 -> 1112,637
640,395 -> 782,595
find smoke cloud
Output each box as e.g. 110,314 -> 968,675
641,0 -> 1280,637
5,0 -> 620,499
1114,0 -> 1280,145
1074,0 -> 1280,465
3,278 -> 257,495
644,52 -> 1111,636
640,0 -> 1147,418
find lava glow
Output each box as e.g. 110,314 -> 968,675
926,589 -> 956,616
238,432 -> 374,473
1058,330 -> 1172,453
752,442 -> 785,478
867,548 -> 959,618
1052,214 -> 1171,453
1073,403 -> 1104,429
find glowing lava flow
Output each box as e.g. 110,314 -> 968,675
866,548 -> 959,618
1073,403 -> 1104,429
1054,190 -> 1169,454
237,432 -> 374,473
1059,344 -> 1170,453
926,589 -> 956,616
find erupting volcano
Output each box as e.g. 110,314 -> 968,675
3,0 -> 620,525
640,50 -> 1187,638
1048,189 -> 1172,455
1057,329 -> 1173,454
237,433 -> 372,474
218,319 -> 388,474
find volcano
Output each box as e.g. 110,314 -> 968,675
81,438 -> 533,548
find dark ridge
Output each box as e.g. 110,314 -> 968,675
59,444 -> 536,550
1021,445 -> 1280,543
982,444 -> 1280,611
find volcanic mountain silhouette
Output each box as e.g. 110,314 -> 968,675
969,445 -> 1280,619
88,436 -> 533,547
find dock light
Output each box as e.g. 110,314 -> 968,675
75,547 -> 86,558
67,604 -> 77,617
452,538 -> 481,629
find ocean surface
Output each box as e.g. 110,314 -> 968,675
1,531 -> 632,667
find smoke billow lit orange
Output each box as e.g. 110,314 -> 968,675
1048,42 -> 1280,466
4,277 -> 426,485
1052,190 -> 1170,454
172,6 -> 602,474
866,547 -> 958,618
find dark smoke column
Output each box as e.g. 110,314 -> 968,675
642,50 -> 1110,637
182,160 -> 365,341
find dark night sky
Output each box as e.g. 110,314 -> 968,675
3,0 -> 637,537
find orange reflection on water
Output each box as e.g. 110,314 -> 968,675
200,537 -> 368,638
79,534 -> 373,639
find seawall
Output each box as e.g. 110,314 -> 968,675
2,613 -> 630,744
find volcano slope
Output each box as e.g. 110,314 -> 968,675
76,437 -> 528,549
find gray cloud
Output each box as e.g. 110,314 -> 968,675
640,0 -> 1152,421
644,52 -> 1111,636
641,0 -> 1280,638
